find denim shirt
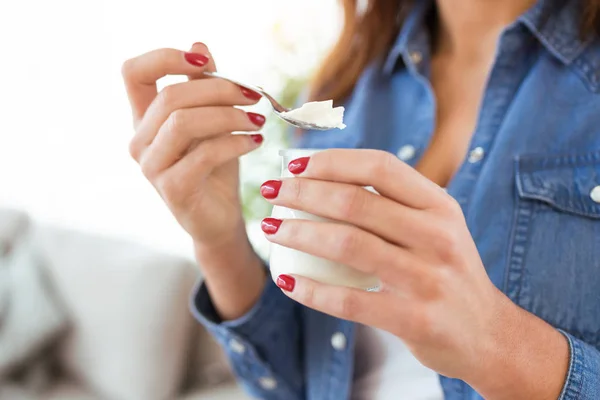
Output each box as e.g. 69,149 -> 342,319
191,0 -> 600,398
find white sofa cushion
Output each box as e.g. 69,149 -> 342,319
0,209 -> 67,383
33,226 -> 198,400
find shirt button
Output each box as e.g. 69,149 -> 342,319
331,332 -> 347,351
409,51 -> 423,64
259,376 -> 277,390
468,147 -> 485,163
590,186 -> 600,203
397,145 -> 416,161
229,338 -> 246,355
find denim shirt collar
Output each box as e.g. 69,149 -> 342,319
383,0 -> 595,75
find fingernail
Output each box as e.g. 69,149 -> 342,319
247,112 -> 266,127
260,180 -> 282,199
240,87 -> 262,101
261,218 -> 282,234
184,52 -> 209,67
288,157 -> 310,175
250,134 -> 264,144
277,275 -> 295,292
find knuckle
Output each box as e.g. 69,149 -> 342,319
139,156 -> 159,181
336,291 -> 361,319
286,178 -> 303,205
442,195 -> 464,219
121,58 -> 136,80
433,225 -> 461,262
164,109 -> 189,140
218,80 -> 245,103
282,220 -> 302,242
156,175 -> 183,205
334,229 -> 360,259
337,186 -> 366,219
367,150 -> 395,176
217,108 -> 249,132
419,269 -> 444,300
192,145 -> 215,169
156,85 -> 178,112
298,283 -> 316,307
203,79 -> 229,103
128,138 -> 141,161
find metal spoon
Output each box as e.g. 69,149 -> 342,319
203,71 -> 333,131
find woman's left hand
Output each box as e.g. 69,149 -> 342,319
259,149 -> 569,397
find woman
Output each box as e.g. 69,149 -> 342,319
121,0 -> 600,398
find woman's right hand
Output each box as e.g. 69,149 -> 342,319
122,43 -> 268,319
122,43 -> 265,248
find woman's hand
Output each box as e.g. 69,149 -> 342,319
122,42 -> 265,247
260,149 -> 569,399
122,43 -> 267,320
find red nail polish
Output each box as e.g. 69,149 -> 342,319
277,275 -> 295,292
247,112 -> 266,127
184,52 -> 209,67
240,87 -> 262,101
261,218 -> 282,234
250,134 -> 264,144
260,180 -> 282,199
288,157 -> 310,175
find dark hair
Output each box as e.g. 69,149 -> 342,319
310,0 -> 600,103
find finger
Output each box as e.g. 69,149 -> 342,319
263,218 -> 431,292
262,178 -> 437,250
276,274 -> 409,332
187,42 -> 217,80
122,48 -> 212,124
156,132 -> 263,193
139,107 -> 266,176
130,77 -> 263,161
288,149 -> 447,209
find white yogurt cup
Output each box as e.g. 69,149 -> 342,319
269,149 -> 380,290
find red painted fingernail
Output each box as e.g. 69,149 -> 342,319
250,134 -> 264,144
277,275 -> 295,292
260,180 -> 282,199
240,87 -> 262,100
247,112 -> 266,127
288,157 -> 310,175
261,218 -> 282,234
184,52 -> 209,67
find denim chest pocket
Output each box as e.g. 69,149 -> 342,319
506,151 -> 600,346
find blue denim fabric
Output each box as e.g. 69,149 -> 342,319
191,0 -> 600,398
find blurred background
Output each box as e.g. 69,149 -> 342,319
0,1 -> 341,398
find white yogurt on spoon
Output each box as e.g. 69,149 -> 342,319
280,100 -> 346,130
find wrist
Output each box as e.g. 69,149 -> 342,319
467,291 -> 569,399
193,222 -> 256,269
193,224 -> 267,321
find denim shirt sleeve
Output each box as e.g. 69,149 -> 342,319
558,330 -> 600,399
190,269 -> 304,400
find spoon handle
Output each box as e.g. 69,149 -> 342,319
202,71 -> 289,113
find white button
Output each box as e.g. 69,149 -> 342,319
229,338 -> 246,354
397,145 -> 416,161
591,186 -> 600,203
331,332 -> 347,351
409,51 -> 423,64
468,147 -> 485,163
259,377 -> 277,390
